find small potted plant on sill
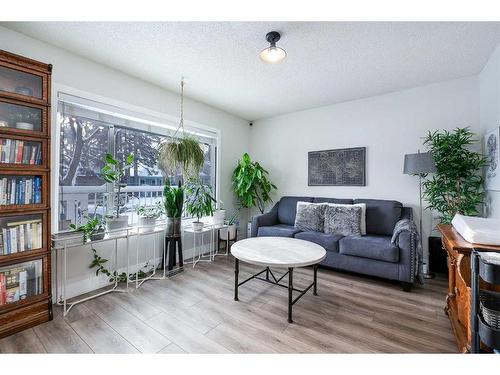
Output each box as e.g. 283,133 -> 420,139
164,182 -> 184,237
100,152 -> 134,232
69,207 -> 106,243
136,202 -> 163,232
184,180 -> 216,232
220,209 -> 239,241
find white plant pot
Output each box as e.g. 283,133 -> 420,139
220,224 -> 237,241
138,217 -> 156,232
192,221 -> 204,232
106,216 -> 129,234
212,209 -> 226,226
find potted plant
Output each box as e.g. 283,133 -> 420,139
163,182 -> 184,237
423,127 -> 488,224
100,152 -> 134,232
184,180 -> 216,231
69,208 -> 106,243
157,80 -> 205,181
10,107 -> 40,131
136,202 -> 163,232
232,153 -> 277,234
212,200 -> 226,226
220,209 -> 239,241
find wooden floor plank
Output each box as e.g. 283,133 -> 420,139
70,315 -> 139,354
0,329 -> 47,353
33,316 -> 93,353
83,297 -> 171,353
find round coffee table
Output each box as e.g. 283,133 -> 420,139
231,236 -> 326,323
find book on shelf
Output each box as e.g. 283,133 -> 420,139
0,139 -> 42,165
0,219 -> 42,255
0,176 -> 42,205
0,265 -> 37,306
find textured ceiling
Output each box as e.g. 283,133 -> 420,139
3,22 -> 500,120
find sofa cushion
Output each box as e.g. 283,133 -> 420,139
294,202 -> 326,232
324,204 -> 362,236
294,231 -> 343,252
339,235 -> 399,263
353,199 -> 403,235
278,196 -> 314,225
312,197 -> 353,205
257,224 -> 301,238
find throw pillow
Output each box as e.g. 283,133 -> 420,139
324,205 -> 362,236
294,201 -> 326,232
325,203 -> 367,235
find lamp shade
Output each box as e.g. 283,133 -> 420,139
403,152 -> 437,175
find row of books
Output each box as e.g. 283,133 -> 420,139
0,176 -> 42,205
0,139 -> 42,165
0,219 -> 43,255
0,263 -> 41,305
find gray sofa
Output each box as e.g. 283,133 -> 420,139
251,196 -> 417,291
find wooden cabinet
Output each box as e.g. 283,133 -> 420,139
438,224 -> 500,353
0,50 -> 52,339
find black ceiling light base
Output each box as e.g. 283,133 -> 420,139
265,31 -> 281,47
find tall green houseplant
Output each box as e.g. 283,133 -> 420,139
232,153 -> 277,214
423,127 -> 487,224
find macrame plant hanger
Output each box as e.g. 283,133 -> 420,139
172,78 -> 186,140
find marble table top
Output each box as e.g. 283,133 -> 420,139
231,237 -> 326,268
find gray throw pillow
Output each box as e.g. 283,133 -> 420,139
324,205 -> 362,236
294,202 -> 326,232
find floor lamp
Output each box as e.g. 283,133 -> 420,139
403,151 -> 437,279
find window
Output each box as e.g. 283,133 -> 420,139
57,94 -> 217,231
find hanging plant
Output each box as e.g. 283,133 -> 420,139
158,79 -> 205,180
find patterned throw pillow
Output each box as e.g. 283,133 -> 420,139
325,203 -> 367,235
294,202 -> 326,232
324,205 -> 362,236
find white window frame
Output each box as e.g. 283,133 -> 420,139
51,84 -> 221,232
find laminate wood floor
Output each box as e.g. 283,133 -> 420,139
0,256 -> 457,353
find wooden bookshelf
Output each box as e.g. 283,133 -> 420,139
0,50 -> 52,339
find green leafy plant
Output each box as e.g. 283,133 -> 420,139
158,136 -> 205,179
232,153 -> 277,214
69,206 -> 105,242
163,182 -> 184,218
184,180 -> 216,222
157,80 -> 205,180
423,127 -> 488,224
225,210 -> 240,226
100,153 -> 134,218
136,203 -> 163,219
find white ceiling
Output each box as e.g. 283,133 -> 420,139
3,22 -> 500,120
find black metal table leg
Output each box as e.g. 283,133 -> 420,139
234,258 -> 239,301
288,267 -> 294,323
313,264 -> 318,296
266,267 -> 269,281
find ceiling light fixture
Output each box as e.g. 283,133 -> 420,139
259,31 -> 287,63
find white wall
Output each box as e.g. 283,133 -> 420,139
250,76 -> 481,261
0,26 -> 250,298
480,43 -> 500,219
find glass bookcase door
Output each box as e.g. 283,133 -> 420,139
0,175 -> 43,206
0,101 -> 42,132
0,213 -> 44,256
0,65 -> 43,100
0,259 -> 43,306
0,138 -> 43,165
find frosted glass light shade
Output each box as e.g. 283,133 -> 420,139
259,46 -> 287,63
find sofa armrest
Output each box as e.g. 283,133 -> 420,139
397,231 -> 415,283
251,203 -> 279,237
